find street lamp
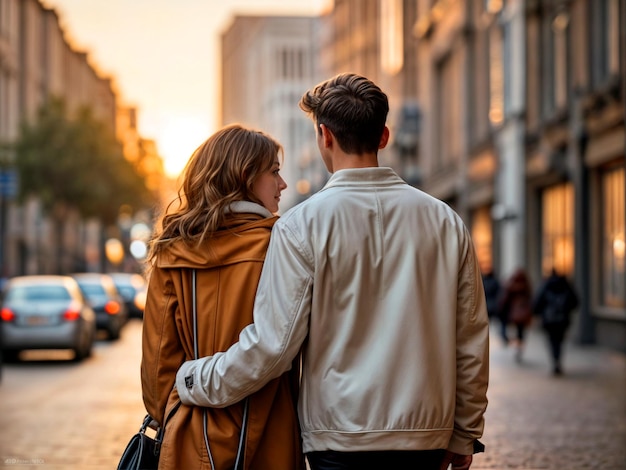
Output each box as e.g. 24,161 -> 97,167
105,238 -> 124,266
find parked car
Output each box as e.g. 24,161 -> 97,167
109,272 -> 147,319
71,273 -> 128,340
0,275 -> 96,362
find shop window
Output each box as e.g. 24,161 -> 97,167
471,207 -> 493,274
541,183 -> 574,276
601,166 -> 625,308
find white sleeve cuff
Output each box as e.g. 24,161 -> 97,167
175,357 -> 211,406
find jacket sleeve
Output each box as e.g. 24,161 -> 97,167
448,227 -> 490,455
141,267 -> 185,425
175,221 -> 312,407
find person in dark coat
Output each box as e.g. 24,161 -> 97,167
482,270 -> 501,321
498,268 -> 533,361
533,269 -> 579,376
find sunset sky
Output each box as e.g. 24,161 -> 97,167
41,0 -> 330,178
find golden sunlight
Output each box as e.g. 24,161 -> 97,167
149,114 -> 211,179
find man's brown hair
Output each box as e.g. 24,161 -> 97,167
299,73 -> 389,154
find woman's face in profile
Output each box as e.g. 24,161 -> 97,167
250,157 -> 287,213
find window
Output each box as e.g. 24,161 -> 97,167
472,207 -> 494,273
276,47 -> 307,80
539,9 -> 572,118
435,53 -> 461,170
552,12 -> 570,109
470,9 -> 490,145
380,0 -> 403,75
488,25 -> 504,125
590,0 -> 620,87
601,166 -> 625,308
541,183 -> 575,277
485,0 -> 503,14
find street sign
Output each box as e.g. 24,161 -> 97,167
0,169 -> 18,198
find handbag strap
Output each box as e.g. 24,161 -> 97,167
153,399 -> 182,445
192,269 -> 248,470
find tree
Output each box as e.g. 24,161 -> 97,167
14,97 -> 157,272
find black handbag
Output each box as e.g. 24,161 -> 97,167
117,414 -> 162,470
117,402 -> 181,470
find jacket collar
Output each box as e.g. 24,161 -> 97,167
226,201 -> 274,218
323,167 -> 405,189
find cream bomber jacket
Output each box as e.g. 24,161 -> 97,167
176,167 -> 489,455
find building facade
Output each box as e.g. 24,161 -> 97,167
222,0 -> 626,350
414,0 -> 625,351
523,0 -> 625,349
220,15 -> 321,211
0,0 -> 158,277
326,0 -> 421,184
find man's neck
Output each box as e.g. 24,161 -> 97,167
331,152 -> 379,172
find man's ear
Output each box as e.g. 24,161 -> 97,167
319,124 -> 334,149
378,126 -> 390,149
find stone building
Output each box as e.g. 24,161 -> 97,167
413,0 -> 625,350
220,15 -> 321,211
523,0 -> 625,349
257,0 -> 625,350
0,0 -> 158,276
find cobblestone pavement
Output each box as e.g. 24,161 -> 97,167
0,321 -> 147,470
472,324 -> 626,470
0,320 -> 624,469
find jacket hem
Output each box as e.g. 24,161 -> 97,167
301,429 -> 452,454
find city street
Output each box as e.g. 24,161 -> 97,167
0,319 -> 624,469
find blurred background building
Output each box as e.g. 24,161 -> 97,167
219,0 -> 624,352
220,14 -> 322,208
0,0 -> 164,279
0,0 -> 623,351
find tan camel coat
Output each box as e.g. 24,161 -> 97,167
141,204 -> 304,469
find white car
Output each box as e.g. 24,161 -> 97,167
0,275 -> 97,361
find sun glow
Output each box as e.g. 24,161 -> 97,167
142,114 -> 211,179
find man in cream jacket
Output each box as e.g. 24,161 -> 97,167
176,73 -> 489,470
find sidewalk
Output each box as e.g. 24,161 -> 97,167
471,324 -> 626,469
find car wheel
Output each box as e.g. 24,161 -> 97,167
2,350 -> 20,363
73,335 -> 93,362
108,324 -> 121,341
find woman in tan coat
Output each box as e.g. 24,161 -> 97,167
141,124 -> 304,469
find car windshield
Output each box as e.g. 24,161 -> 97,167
7,285 -> 71,301
77,283 -> 106,297
116,285 -> 135,297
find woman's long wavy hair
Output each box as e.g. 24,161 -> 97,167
146,124 -> 282,270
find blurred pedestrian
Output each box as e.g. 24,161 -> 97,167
533,268 -> 579,376
175,73 -> 489,470
482,269 -> 501,321
141,124 -> 303,469
498,268 -> 533,362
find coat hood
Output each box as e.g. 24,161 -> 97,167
155,201 -> 278,270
